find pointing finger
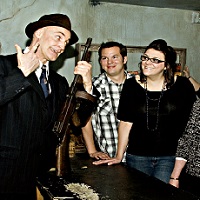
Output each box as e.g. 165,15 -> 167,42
30,43 -> 40,53
29,38 -> 40,53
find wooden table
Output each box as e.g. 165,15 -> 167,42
37,153 -> 199,200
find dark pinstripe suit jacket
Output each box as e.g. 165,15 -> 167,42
0,53 -> 69,195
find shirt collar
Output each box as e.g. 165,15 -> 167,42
105,71 -> 128,85
35,61 -> 50,81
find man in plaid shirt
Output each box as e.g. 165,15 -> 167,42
82,41 -> 133,161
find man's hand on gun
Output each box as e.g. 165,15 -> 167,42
74,61 -> 93,93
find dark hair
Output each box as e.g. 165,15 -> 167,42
98,41 -> 127,73
139,39 -> 177,89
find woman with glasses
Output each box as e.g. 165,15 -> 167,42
93,39 -> 196,183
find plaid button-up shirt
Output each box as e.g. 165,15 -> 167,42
92,72 -> 133,158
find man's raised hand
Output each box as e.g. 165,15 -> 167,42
15,43 -> 40,77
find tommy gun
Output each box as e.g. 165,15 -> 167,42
52,37 -> 97,177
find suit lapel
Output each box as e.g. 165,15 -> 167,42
27,72 -> 46,102
48,74 -> 57,122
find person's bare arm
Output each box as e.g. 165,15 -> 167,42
169,159 -> 187,188
183,66 -> 200,91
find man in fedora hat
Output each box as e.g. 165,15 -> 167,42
0,13 -> 93,200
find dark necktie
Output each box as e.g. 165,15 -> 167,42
40,65 -> 49,98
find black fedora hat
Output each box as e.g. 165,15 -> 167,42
25,13 -> 78,45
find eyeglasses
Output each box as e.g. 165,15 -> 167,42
140,55 -> 165,64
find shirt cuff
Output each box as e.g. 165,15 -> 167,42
176,157 -> 187,161
89,86 -> 93,95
